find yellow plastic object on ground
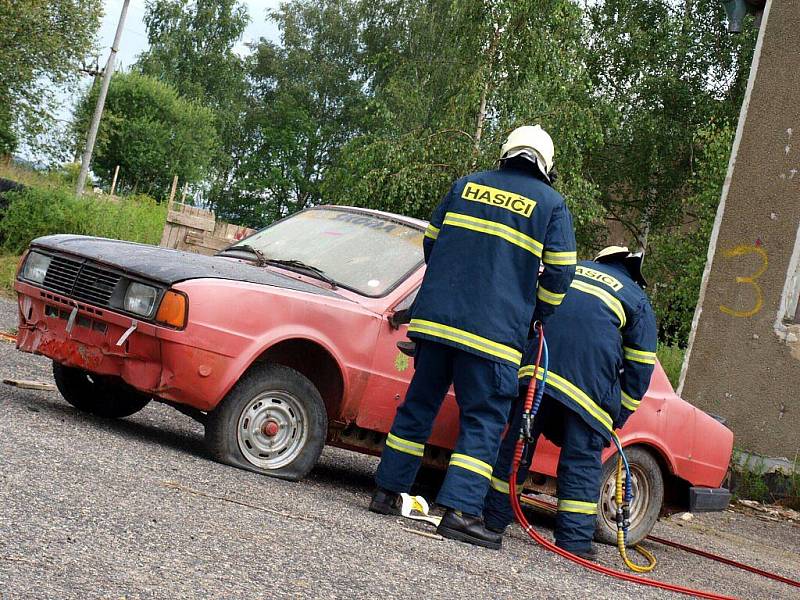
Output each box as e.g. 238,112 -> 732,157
399,493 -> 442,527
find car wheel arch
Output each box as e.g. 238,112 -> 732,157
610,434 -> 678,477
246,337 -> 346,422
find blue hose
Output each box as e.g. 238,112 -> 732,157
612,434 -> 633,504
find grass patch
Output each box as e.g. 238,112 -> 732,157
0,253 -> 20,299
657,343 -> 684,389
0,185 -> 167,253
732,450 -> 771,503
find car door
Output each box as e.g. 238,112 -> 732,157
356,286 -> 460,449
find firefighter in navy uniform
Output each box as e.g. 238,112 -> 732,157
483,246 -> 658,558
369,126 -> 577,550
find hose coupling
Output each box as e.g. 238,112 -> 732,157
521,411 -> 534,442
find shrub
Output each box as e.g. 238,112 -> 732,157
0,185 -> 166,253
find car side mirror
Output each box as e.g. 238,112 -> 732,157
388,308 -> 412,329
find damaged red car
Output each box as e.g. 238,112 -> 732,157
14,205 -> 732,544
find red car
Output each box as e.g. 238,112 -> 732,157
14,206 -> 732,544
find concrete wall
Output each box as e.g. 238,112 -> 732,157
680,0 -> 800,458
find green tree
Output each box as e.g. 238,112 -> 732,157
73,72 -> 220,199
0,0 -> 102,156
584,0 -> 755,245
214,0 -> 369,226
136,0 -> 250,205
581,0 -> 755,345
647,123 -> 735,345
323,0 -> 607,251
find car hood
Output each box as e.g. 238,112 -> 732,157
31,235 -> 342,298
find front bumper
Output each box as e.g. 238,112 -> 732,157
15,280 -> 233,411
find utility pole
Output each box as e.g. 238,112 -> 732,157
75,0 -> 131,197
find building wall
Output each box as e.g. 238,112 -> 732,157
680,0 -> 800,458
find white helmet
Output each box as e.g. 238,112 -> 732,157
595,245 -> 648,288
500,125 -> 555,181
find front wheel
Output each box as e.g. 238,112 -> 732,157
595,446 -> 664,546
52,362 -> 152,418
204,363 -> 327,481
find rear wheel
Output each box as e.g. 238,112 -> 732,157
52,362 -> 152,418
204,363 -> 327,481
595,446 -> 664,546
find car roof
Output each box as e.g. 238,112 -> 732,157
315,205 -> 428,230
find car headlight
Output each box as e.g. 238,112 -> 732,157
124,282 -> 159,316
22,252 -> 51,284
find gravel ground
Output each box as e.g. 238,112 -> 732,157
0,298 -> 798,600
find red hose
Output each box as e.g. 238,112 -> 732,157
521,496 -> 800,590
508,325 -> 738,600
646,534 -> 800,589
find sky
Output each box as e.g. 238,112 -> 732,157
98,0 -> 283,71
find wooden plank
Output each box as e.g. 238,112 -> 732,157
168,223 -> 181,249
184,232 -> 234,252
159,223 -> 173,247
3,379 -> 57,391
166,209 -> 215,232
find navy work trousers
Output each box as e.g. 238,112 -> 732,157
375,340 -> 518,516
483,392 -> 606,553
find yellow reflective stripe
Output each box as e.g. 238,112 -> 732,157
537,285 -> 565,306
425,224 -> 440,240
570,280 -> 626,328
557,499 -> 598,515
442,212 -> 543,257
517,366 -> 614,433
385,432 -> 424,457
542,250 -> 577,266
449,453 -> 493,480
621,390 -> 641,411
623,346 -> 656,365
408,318 -> 522,364
491,477 -> 510,494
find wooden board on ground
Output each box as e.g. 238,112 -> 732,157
3,379 -> 57,391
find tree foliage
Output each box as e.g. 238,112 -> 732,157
213,0 -> 369,226
0,0 -> 102,155
323,0 -> 607,250
647,122 -> 735,344
73,72 -> 220,199
136,0 -> 251,201
584,0 -> 755,244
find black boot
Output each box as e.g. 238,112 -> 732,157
369,488 -> 403,516
436,508 -> 502,550
557,543 -> 597,560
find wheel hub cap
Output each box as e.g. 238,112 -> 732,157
262,420 -> 280,437
236,390 -> 309,470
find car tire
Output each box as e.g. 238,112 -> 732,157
204,363 -> 327,482
52,361 -> 152,418
595,446 -> 664,546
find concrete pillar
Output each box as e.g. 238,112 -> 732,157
679,0 -> 800,457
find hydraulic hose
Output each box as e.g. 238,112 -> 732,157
508,323 -> 738,600
520,496 -> 800,591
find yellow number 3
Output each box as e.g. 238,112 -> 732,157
719,245 -> 768,318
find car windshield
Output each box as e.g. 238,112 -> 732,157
231,208 -> 424,296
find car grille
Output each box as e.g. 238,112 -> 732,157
42,255 -> 122,308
